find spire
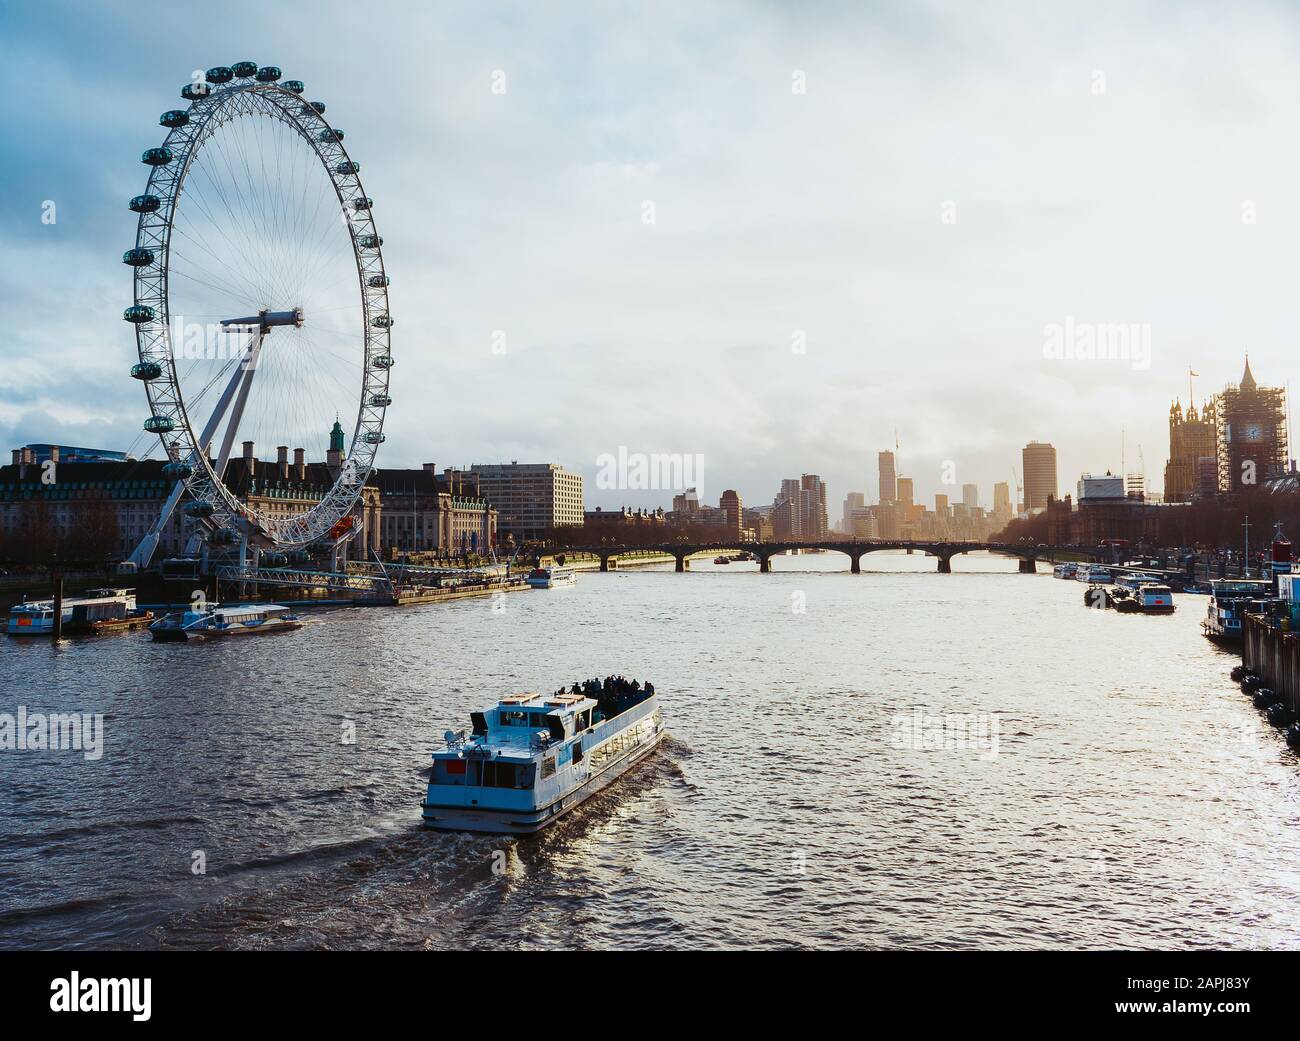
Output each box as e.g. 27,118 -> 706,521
1241,354 -> 1257,392
329,418 -> 345,453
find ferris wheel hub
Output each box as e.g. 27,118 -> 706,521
219,308 -> 304,331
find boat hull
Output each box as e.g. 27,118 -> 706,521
151,619 -> 303,641
421,728 -> 666,834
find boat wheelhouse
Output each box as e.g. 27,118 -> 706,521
7,588 -> 151,637
149,602 -> 302,641
422,682 -> 665,834
526,566 -> 576,589
1129,584 -> 1175,613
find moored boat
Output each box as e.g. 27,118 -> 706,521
1053,562 -> 1079,579
1202,579 -> 1272,643
149,602 -> 303,641
713,555 -> 731,565
7,588 -> 152,637
526,566 -> 576,589
421,677 -> 665,833
1114,583 -> 1175,613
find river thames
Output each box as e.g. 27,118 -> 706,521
3,552 -> 1299,950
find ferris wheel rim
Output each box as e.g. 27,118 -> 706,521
127,67 -> 393,549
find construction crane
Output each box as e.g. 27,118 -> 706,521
1011,465 -> 1023,516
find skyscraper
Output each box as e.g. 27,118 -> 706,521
719,489 -> 743,538
774,476 -> 827,540
878,451 -> 897,504
962,482 -> 978,508
842,491 -> 865,533
1022,442 -> 1058,512
800,474 -> 828,538
993,481 -> 1012,520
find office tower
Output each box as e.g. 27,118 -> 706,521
1021,442 -> 1058,512
878,451 -> 897,504
992,481 -> 1012,520
842,492 -> 865,534
896,476 -> 914,507
799,474 -> 828,538
719,489 -> 743,538
962,482 -> 978,508
468,462 -> 584,539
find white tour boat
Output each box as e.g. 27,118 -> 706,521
421,680 -> 665,833
1076,565 -> 1113,583
149,602 -> 303,641
526,566 -> 576,589
1052,562 -> 1078,579
7,588 -> 152,637
1114,582 -> 1175,613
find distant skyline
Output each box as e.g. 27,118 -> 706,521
3,1 -> 1299,515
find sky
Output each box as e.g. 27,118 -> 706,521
2,0 -> 1299,517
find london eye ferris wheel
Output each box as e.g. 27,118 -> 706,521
123,60 -> 393,564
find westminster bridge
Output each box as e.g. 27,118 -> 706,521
546,539 -> 1106,574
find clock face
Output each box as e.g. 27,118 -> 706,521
1245,424 -> 1263,442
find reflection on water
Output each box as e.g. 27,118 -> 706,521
3,551 -> 1300,950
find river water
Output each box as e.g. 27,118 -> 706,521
3,551 -> 1299,950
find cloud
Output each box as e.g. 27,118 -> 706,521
2,0 -> 1298,513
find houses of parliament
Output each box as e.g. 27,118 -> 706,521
1165,357 -> 1289,501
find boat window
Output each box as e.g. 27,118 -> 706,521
541,756 -> 556,780
500,710 -> 529,727
576,710 -> 591,731
433,759 -> 467,785
481,762 -> 516,787
572,741 -> 584,764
